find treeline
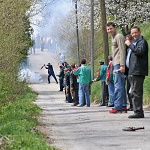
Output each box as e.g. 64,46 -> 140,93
0,0 -> 33,107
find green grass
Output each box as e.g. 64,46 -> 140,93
0,87 -> 56,150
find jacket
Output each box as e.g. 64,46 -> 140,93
112,33 -> 126,66
73,64 -> 92,85
128,35 -> 148,76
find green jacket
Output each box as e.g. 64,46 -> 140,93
73,64 -> 92,85
97,64 -> 107,81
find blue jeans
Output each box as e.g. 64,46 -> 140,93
78,83 -> 90,106
108,83 -> 115,105
114,64 -> 127,110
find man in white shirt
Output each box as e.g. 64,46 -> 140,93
59,53 -> 65,63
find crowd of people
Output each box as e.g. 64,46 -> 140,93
44,22 -> 148,119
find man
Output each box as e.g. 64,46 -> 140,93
45,63 -> 58,84
125,26 -> 148,118
59,53 -> 65,63
73,59 -> 92,107
93,61 -> 109,106
57,65 -> 64,91
106,22 -> 127,113
70,63 -> 79,106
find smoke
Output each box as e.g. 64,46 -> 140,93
30,0 -> 73,37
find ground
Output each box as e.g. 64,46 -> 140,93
28,49 -> 150,150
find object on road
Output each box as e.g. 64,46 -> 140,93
122,126 -> 144,131
19,68 -> 43,84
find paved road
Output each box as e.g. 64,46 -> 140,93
29,49 -> 150,150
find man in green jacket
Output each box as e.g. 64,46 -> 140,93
73,59 -> 92,107
93,61 -> 109,106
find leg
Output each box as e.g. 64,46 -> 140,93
78,83 -> 84,106
85,85 -> 90,107
126,76 -> 133,109
129,75 -> 145,115
108,83 -> 115,105
52,73 -> 58,83
48,74 -> 51,83
113,64 -> 127,110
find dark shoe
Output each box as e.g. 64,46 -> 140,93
127,107 -> 133,111
109,108 -> 122,114
108,104 -> 114,107
99,104 -> 105,106
71,103 -> 78,106
76,104 -> 83,107
58,90 -> 63,92
128,113 -> 144,118
122,107 -> 127,113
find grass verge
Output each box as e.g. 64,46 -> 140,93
0,86 -> 56,150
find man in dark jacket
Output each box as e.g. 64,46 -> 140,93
45,63 -> 58,84
125,26 -> 148,118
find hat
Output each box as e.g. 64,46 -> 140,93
99,61 -> 104,65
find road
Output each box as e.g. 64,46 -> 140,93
28,49 -> 150,150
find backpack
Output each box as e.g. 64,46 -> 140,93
106,61 -> 113,83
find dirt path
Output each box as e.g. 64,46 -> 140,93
29,49 -> 150,150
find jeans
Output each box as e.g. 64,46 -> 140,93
114,64 -> 127,110
108,83 -> 115,105
78,83 -> 90,106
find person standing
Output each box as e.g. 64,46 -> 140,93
45,63 -> 58,84
59,53 -> 65,63
106,55 -> 115,107
73,59 -> 92,107
57,65 -> 64,91
70,63 -> 79,106
106,22 -> 127,113
125,26 -> 148,118
125,35 -> 134,111
93,61 -> 109,106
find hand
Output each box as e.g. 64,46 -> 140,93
125,40 -> 131,46
120,65 -> 125,73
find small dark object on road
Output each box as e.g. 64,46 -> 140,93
122,126 -> 144,131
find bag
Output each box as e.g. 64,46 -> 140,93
106,61 -> 113,83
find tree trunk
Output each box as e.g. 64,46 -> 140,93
100,0 -> 109,65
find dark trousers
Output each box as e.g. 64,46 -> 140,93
126,76 -> 133,108
128,75 -> 145,115
59,79 -> 63,91
48,73 -> 58,83
73,87 -> 79,105
100,81 -> 109,106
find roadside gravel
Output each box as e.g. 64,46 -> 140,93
29,49 -> 150,150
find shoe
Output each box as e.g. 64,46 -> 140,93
76,104 -> 83,107
128,113 -> 144,118
109,108 -> 122,113
58,90 -> 63,92
99,104 -> 105,106
122,107 -> 127,113
127,107 -> 133,111
85,105 -> 90,107
71,103 -> 77,106
56,82 -> 58,84
108,104 -> 114,107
